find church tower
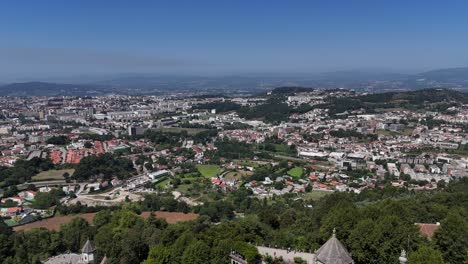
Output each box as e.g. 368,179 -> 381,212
81,239 -> 95,263
314,228 -> 354,264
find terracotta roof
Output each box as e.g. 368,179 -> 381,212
416,223 -> 440,239
6,207 -> 22,213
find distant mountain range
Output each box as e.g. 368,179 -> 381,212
0,82 -> 112,96
1,67 -> 468,96
415,67 -> 468,82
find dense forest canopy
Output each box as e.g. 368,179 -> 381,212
0,178 -> 466,263
72,153 -> 134,181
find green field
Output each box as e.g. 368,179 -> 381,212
32,169 -> 75,181
377,128 -> 414,136
175,184 -> 191,193
287,167 -> 304,178
196,164 -> 221,178
155,177 -> 170,188
302,191 -> 332,201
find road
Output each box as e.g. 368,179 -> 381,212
272,154 -> 305,162
76,183 -> 87,195
122,151 -> 158,159
18,180 -> 67,188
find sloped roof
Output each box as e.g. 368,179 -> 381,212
81,240 -> 95,254
315,230 -> 353,264
44,253 -> 81,264
100,255 -> 108,264
416,223 -> 440,239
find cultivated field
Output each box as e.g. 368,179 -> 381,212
13,211 -> 199,232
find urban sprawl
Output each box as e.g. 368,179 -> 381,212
0,87 -> 467,264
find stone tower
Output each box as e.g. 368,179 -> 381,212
81,240 -> 95,263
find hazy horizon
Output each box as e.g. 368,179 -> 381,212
2,1 -> 468,81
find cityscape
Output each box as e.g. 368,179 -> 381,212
0,1 -> 467,264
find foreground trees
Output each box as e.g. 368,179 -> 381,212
434,212 -> 468,263
0,178 -> 467,263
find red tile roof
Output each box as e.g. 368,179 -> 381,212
416,223 -> 440,239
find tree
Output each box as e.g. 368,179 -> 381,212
60,217 -> 93,252
434,212 -> 468,263
73,153 -> 134,181
181,240 -> 211,264
46,135 -> 71,145
0,233 -> 12,261
408,245 -> 444,264
319,203 -> 360,244
143,245 -> 172,264
273,181 -> 285,190
294,257 -> 307,264
0,221 -> 12,260
31,192 -> 57,209
348,215 -> 420,264
118,228 -> 148,263
0,221 -> 12,236
231,241 -> 260,263
93,210 -> 112,228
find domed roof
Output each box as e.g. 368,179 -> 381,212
315,229 -> 353,264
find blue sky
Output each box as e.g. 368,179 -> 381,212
1,0 -> 468,79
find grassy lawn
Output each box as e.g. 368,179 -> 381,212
196,164 -> 221,178
257,143 -> 297,157
175,184 -> 192,193
273,144 -> 297,155
302,191 -> 332,201
155,178 -> 170,188
178,172 -> 204,181
376,128 -> 414,137
32,169 -> 75,181
233,160 -> 258,168
287,167 -> 304,178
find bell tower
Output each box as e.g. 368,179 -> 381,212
81,240 -> 95,263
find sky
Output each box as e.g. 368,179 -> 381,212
1,0 -> 468,80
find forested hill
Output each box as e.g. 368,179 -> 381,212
325,88 -> 468,117
416,67 -> 468,82
359,88 -> 468,104
197,88 -> 468,123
